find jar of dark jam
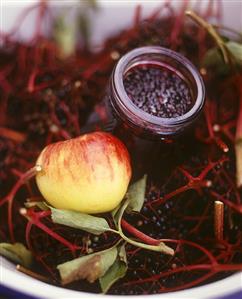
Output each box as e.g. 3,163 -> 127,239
86,46 -> 205,178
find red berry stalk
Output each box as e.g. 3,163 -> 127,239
235,75 -> 242,187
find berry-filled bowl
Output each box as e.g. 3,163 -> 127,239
0,0 -> 242,298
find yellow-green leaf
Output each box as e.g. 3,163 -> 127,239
126,174 -> 147,212
202,41 -> 242,74
99,244 -> 128,293
0,243 -> 32,268
57,246 -> 118,285
50,206 -> 111,235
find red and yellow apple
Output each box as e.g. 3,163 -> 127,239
35,132 -> 131,214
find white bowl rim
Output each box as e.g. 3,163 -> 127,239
1,258 -> 242,299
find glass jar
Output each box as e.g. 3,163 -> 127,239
85,46 -> 205,178
108,46 -> 205,139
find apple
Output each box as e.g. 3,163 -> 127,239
35,132 -> 132,214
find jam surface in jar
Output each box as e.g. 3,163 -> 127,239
123,63 -> 194,119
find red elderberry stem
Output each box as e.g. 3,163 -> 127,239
32,0 -> 47,41
17,45 -> 27,73
59,101 -> 81,135
25,221 -> 33,251
38,256 -> 57,280
124,258 -> 242,289
151,184 -> 189,206
82,54 -> 112,79
159,270 -> 214,293
221,169 -> 241,204
31,220 -> 78,253
121,219 -> 160,246
27,69 -> 38,93
147,1 -> 174,21
189,202 -> 211,234
202,0 -> 215,19
150,159 -> 225,207
0,72 -> 12,94
0,3 -> 39,39
25,209 -> 80,253
162,239 -> 217,264
220,121 -> 235,142
198,157 -> 227,180
202,101 -> 229,152
124,264 -> 214,287
0,127 -> 26,143
210,191 -> 242,214
34,210 -> 51,219
48,102 -> 72,140
205,102 -> 216,138
133,5 -> 142,28
11,169 -> 23,177
170,0 -> 190,47
3,167 -> 39,242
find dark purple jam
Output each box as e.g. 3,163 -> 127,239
123,64 -> 193,118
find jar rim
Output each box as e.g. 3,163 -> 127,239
112,46 -> 205,129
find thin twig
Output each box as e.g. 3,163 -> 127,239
214,201 -> 224,241
16,264 -> 51,283
0,126 -> 26,143
185,10 -> 231,64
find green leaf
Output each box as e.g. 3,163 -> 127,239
203,47 -> 222,66
57,246 -> 118,285
99,244 -> 128,294
126,175 -> 147,213
53,14 -> 77,58
227,41 -> 242,65
50,206 -> 112,235
111,174 -> 148,226
0,243 -> 32,268
99,245 -> 127,293
111,204 -> 121,219
112,175 -> 147,227
202,41 -> 242,74
119,243 -> 127,263
111,203 -> 122,228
